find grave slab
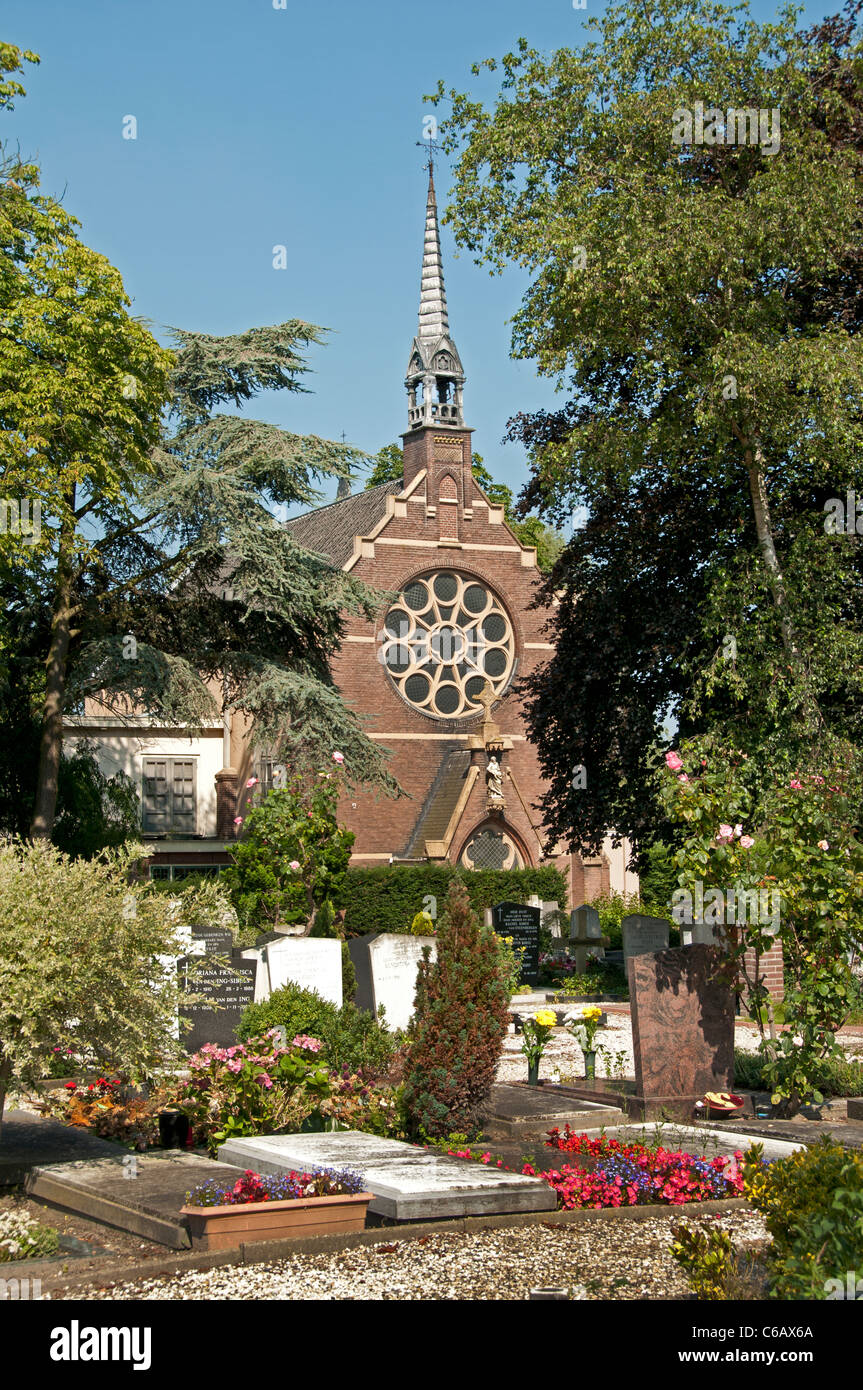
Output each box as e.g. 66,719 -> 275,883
219,1130 -> 557,1220
25,1151 -> 246,1249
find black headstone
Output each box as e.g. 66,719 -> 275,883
491,901 -> 541,985
190,924 -> 234,956
179,950 -> 257,1053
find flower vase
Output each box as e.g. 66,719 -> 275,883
527,1059 -> 540,1086
583,1050 -> 596,1080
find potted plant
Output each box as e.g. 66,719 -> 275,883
520,1010 -> 557,1085
180,1167 -> 373,1251
565,1005 -> 604,1079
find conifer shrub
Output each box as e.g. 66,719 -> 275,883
403,877 -> 509,1140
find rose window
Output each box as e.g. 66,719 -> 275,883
380,571 -> 515,719
461,828 -> 524,871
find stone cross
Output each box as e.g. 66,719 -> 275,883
568,904 -> 609,973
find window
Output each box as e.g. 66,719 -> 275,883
460,827 -> 524,871
142,758 -> 197,835
380,570 -> 515,720
147,864 -> 221,881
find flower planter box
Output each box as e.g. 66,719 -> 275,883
180,1192 -> 374,1252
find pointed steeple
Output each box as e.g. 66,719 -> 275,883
417,166 -> 450,341
405,163 -> 466,431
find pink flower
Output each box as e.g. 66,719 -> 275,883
233,815 -> 243,825
678,774 -> 688,783
246,776 -> 259,788
332,751 -> 345,764
255,1072 -> 273,1089
790,778 -> 803,790
291,1034 -> 322,1053
818,839 -> 829,851
739,835 -> 754,849
307,811 -> 313,818
227,1058 -> 243,1073
289,859 -> 301,872
665,751 -> 683,771
717,824 -> 733,840
733,823 -> 742,837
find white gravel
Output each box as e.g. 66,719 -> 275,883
84,1209 -> 769,1301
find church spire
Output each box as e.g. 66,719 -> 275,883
417,165 -> 450,341
405,161 -> 466,431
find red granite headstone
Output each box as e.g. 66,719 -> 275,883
627,945 -> 735,1120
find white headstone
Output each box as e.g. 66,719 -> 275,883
621,914 -> 671,963
260,937 -> 343,1007
349,933 -> 437,1031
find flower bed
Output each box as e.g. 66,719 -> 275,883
441,1126 -> 748,1212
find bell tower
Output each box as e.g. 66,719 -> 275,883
402,158 -> 473,493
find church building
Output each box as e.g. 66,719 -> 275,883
64,167 -> 636,903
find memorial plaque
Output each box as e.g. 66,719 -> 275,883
492,902 -> 541,985
627,945 -> 734,1119
621,914 -> 670,964
179,952 -> 257,1053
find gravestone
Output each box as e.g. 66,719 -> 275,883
348,933 -> 437,1031
688,921 -> 728,947
627,944 -> 734,1120
621,914 -> 670,965
179,951 -> 258,1054
492,902 -> 541,986
568,904 -> 608,972
188,924 -> 234,957
260,937 -> 342,1008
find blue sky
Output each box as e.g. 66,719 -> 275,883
3,0 -> 831,512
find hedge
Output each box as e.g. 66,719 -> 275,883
341,864 -> 567,938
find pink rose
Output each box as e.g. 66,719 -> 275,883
289,860 -> 301,872
233,816 -> 243,825
790,779 -> 803,789
332,751 -> 345,764
717,824 -> 733,840
739,835 -> 754,849
678,774 -> 688,783
818,840 -> 829,851
246,776 -> 259,787
665,751 -> 683,771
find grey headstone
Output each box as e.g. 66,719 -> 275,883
262,936 -> 342,1007
621,914 -> 670,963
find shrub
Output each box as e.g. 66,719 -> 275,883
402,878 -> 509,1139
238,985 -> 401,1079
341,942 -> 357,1004
342,864 -> 566,937
411,911 -> 435,936
743,1138 -> 863,1299
733,1047 -> 863,1098
238,984 -> 340,1046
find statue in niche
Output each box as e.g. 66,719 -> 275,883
486,755 -> 504,803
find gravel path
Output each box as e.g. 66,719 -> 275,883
84,1208 -> 768,1301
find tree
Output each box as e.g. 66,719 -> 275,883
0,839 -> 202,1133
52,739 -> 139,859
364,443 -> 563,571
429,0 -> 863,853
222,764 -> 355,934
402,877 -> 509,1138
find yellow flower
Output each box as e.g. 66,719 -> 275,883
534,1010 -> 557,1027
583,1006 -> 602,1021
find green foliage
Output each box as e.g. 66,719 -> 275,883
224,775 -> 354,933
733,1046 -> 863,1099
403,878 -> 509,1139
661,744 -> 863,1110
410,911 -> 435,937
342,863 -> 566,937
52,740 -> 140,859
743,1138 -> 863,1299
494,933 -> 526,998
238,982 -> 340,1046
0,839 -> 208,1127
341,942 -> 357,1004
237,984 -> 401,1079
670,1223 -> 736,1301
590,890 -> 676,951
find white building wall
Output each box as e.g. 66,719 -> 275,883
63,721 -> 223,837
